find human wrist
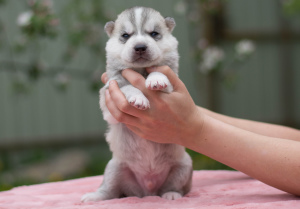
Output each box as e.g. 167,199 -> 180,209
178,107 -> 206,148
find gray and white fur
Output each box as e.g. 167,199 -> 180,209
81,7 -> 193,202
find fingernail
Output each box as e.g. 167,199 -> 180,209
104,77 -> 108,83
109,80 -> 115,86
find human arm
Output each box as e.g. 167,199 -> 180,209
199,107 -> 300,142
192,114 -> 300,196
104,66 -> 300,196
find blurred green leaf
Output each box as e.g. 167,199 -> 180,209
28,61 -> 44,80
90,81 -> 103,92
11,78 -> 30,94
283,0 -> 300,15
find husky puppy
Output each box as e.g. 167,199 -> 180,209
81,7 -> 193,202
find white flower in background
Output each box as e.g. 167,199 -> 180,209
174,1 -> 186,15
235,40 -> 255,57
17,11 -> 33,27
199,46 -> 224,74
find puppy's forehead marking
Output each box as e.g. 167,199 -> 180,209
144,20 -> 161,33
118,7 -> 165,35
123,21 -> 134,34
128,9 -> 136,29
134,7 -> 143,30
142,8 -> 165,33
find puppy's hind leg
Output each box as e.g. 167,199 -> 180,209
158,153 -> 193,200
81,159 -> 123,202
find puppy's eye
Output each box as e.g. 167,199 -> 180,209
150,31 -> 159,37
122,33 -> 130,39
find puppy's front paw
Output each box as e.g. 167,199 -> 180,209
161,192 -> 182,200
145,72 -> 173,92
128,94 -> 150,110
81,192 -> 105,203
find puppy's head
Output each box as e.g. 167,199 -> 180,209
105,7 -> 178,68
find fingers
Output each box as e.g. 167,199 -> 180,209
146,66 -> 185,92
107,80 -> 145,119
121,69 -> 149,94
105,88 -> 139,125
101,72 -> 108,84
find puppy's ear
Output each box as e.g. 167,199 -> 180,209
165,17 -> 176,32
104,21 -> 115,37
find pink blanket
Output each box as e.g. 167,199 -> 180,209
0,170 -> 299,209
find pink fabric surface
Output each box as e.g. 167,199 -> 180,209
0,170 -> 299,209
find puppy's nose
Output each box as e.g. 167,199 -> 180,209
134,44 -> 147,54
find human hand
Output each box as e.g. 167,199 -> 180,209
101,72 -> 108,84
103,66 -> 204,146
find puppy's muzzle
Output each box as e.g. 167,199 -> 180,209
134,44 -> 147,55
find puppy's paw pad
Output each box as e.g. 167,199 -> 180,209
146,73 -> 171,90
145,72 -> 173,93
146,75 -> 170,90
161,192 -> 182,200
146,81 -> 167,90
81,192 -> 105,203
128,95 -> 150,110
